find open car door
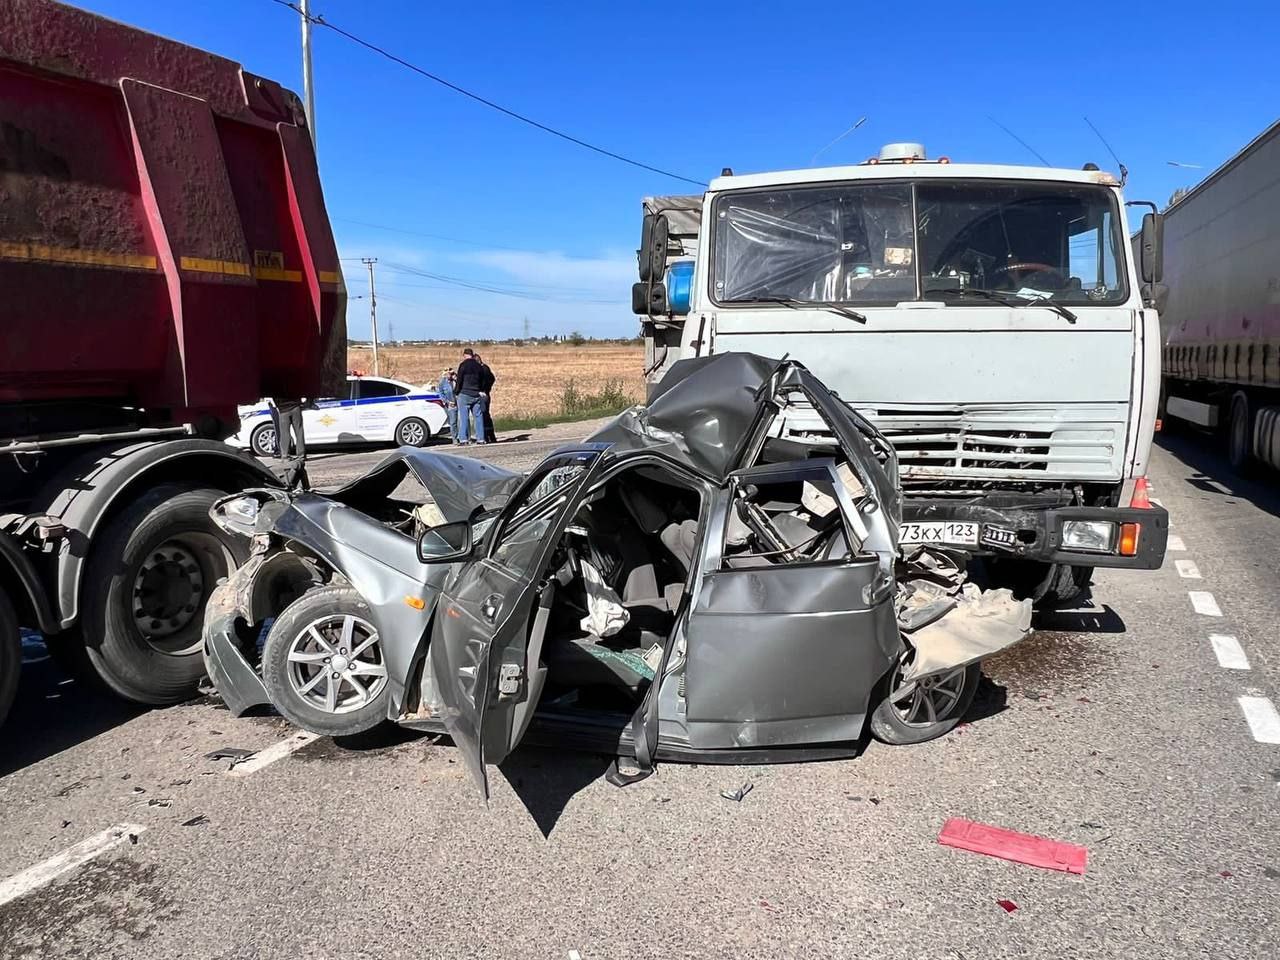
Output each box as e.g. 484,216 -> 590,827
427,447 -> 606,800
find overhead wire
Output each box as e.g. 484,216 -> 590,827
268,0 -> 706,187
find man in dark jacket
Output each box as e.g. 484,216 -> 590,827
454,347 -> 485,444
475,353 -> 497,443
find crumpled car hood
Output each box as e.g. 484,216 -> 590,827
586,353 -> 779,481
327,448 -> 523,523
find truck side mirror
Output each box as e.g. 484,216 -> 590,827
638,213 -> 669,282
1140,212 -> 1164,284
632,280 -> 666,315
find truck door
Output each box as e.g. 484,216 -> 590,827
427,449 -> 606,800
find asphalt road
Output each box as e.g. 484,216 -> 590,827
2,430 -> 1279,959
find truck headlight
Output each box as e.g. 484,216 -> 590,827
1062,519 -> 1116,553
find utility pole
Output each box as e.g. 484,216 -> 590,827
300,0 -> 317,146
361,258 -> 379,375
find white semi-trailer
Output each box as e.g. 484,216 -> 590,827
636,144 -> 1169,605
1153,118 -> 1280,472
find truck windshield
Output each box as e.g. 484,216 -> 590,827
713,180 -> 1127,307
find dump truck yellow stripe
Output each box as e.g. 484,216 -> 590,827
0,241 -> 157,271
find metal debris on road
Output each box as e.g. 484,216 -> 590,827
205,747 -> 256,761
181,815 -> 210,827
720,782 -> 754,803
938,817 -> 1088,874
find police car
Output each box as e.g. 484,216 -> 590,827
229,375 -> 450,457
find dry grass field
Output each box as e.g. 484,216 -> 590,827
347,342 -> 645,426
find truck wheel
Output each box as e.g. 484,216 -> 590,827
250,422 -> 279,457
394,417 -> 429,447
1045,564 -> 1092,606
0,590 -> 20,728
260,585 -> 388,737
870,662 -> 981,745
1228,392 -> 1252,474
80,486 -> 246,705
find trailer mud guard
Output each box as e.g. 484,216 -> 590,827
30,439 -> 279,629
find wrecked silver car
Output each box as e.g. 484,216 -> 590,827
202,354 -> 1031,799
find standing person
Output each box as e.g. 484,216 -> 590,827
454,347 -> 485,444
437,367 -> 458,443
475,352 -> 497,444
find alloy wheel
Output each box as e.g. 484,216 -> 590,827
286,614 -> 388,714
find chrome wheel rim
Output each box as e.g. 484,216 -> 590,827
889,664 -> 968,727
254,425 -> 278,455
287,614 -> 387,714
400,421 -> 425,445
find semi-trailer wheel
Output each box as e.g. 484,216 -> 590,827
78,485 -> 246,705
1228,391 -> 1252,474
0,590 -> 20,728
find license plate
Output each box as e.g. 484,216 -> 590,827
898,521 -> 979,546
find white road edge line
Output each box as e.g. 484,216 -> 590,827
1166,534 -> 1186,552
227,731 -> 319,776
1238,696 -> 1280,744
1189,591 -> 1223,617
1175,559 -> 1203,579
0,824 -> 146,908
1210,634 -> 1251,671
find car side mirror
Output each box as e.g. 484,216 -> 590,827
1139,211 -> 1164,284
416,520 -> 473,564
638,213 -> 669,282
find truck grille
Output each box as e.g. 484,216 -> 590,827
870,407 -> 1118,480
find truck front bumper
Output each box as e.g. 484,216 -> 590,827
901,499 -> 1169,569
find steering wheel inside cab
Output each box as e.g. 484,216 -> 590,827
991,262 -> 1069,290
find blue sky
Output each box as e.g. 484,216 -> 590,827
75,0 -> 1280,340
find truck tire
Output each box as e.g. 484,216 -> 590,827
0,590 -> 20,728
79,485 -> 246,705
260,585 -> 388,737
1228,391 -> 1252,474
984,559 -> 1088,608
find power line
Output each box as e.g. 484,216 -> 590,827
268,0 -> 706,187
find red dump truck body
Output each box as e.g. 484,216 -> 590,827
0,0 -> 346,431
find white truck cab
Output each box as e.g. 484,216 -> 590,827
636,144 -> 1169,603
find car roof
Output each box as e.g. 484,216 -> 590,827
346,374 -> 417,390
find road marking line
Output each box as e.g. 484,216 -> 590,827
0,824 -> 146,908
1205,479 -> 1233,495
1166,534 -> 1186,552
226,731 -> 319,776
1210,635 -> 1251,670
1189,591 -> 1223,617
1150,497 -> 1163,507
1175,559 -> 1202,579
1238,696 -> 1280,744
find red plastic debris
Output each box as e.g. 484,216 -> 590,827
1219,870 -> 1233,879
996,899 -> 1018,913
938,818 -> 1088,875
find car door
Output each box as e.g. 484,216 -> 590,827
303,377 -> 356,443
679,457 -> 902,750
352,377 -> 408,441
427,447 -> 607,800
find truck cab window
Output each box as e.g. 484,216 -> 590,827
916,182 -> 1127,304
713,184 -> 915,305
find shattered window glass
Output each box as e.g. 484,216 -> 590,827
492,457 -> 592,573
